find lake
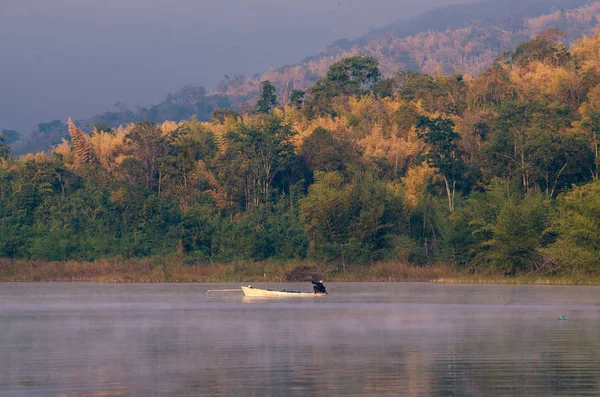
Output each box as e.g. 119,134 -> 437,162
1,282 -> 600,396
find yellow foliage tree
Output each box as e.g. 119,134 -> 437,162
89,130 -> 126,172
67,118 -> 97,168
402,162 -> 436,207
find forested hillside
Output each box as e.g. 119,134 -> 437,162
8,0 -> 600,156
10,87 -> 230,156
2,28 -> 600,277
214,0 -> 600,106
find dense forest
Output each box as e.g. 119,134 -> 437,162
214,0 -> 600,111
2,27 -> 600,277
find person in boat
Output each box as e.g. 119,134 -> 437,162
311,279 -> 327,294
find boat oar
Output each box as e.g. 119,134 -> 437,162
205,289 -> 242,293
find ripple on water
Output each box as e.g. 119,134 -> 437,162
1,282 -> 600,396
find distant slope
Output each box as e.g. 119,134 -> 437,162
357,0 -> 594,45
14,0 -> 600,155
214,0 -> 600,105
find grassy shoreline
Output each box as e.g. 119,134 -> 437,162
1,258 -> 599,285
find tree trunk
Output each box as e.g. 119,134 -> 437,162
595,139 -> 599,179
444,176 -> 455,212
157,169 -> 162,198
550,162 -> 568,198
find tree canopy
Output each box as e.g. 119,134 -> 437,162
3,29 -> 600,277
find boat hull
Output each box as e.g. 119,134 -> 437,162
241,286 -> 325,297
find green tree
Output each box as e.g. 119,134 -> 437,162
0,135 -> 10,159
395,72 -> 436,101
179,202 -> 218,259
256,80 -> 279,114
467,182 -> 552,275
303,56 -> 381,118
0,130 -> 20,145
125,121 -> 169,191
289,89 -> 305,108
37,120 -> 67,136
223,115 -> 296,207
131,195 -> 181,256
303,80 -> 341,118
158,121 -> 218,207
467,62 -> 516,108
325,56 -> 381,95
524,131 -> 593,197
541,181 -> 600,275
482,100 -> 576,192
299,127 -> 363,175
300,172 -> 404,266
579,85 -> 600,178
417,116 -> 465,212
512,29 -> 569,67
432,74 -> 468,115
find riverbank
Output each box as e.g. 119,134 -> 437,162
1,258 -> 599,285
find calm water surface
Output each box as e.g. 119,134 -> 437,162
1,282 -> 600,396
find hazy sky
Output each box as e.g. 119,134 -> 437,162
0,0 -> 473,134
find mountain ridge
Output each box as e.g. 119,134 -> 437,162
215,0 -> 600,102
9,0 -> 600,154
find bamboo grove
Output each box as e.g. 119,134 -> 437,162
2,29 -> 600,277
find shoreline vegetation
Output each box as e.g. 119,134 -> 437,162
4,30 -> 600,281
1,259 -> 599,286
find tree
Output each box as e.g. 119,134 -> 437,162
131,195 -> 181,256
578,84 -> 600,178
524,131 -> 593,197
92,123 -> 112,135
393,71 -> 469,114
372,78 -> 397,98
256,81 -> 279,114
512,29 -> 569,67
303,80 -> 341,118
23,120 -> 68,153
289,89 -> 305,108
223,115 -> 296,207
467,62 -> 516,108
541,181 -> 600,275
143,85 -> 225,123
483,100 -> 575,193
300,172 -> 404,266
0,130 -> 20,145
210,109 -> 240,124
416,116 -> 465,212
466,182 -> 552,276
68,118 -> 97,167
432,74 -> 468,115
325,56 -> 381,95
300,127 -> 363,175
395,72 -> 437,102
303,56 -> 381,118
157,120 -> 218,207
0,134 -> 10,159
124,121 -> 169,191
37,120 -> 67,136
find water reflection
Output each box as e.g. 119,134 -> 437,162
1,283 -> 600,396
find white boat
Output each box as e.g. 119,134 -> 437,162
241,285 -> 327,298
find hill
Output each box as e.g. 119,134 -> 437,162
8,0 -> 600,154
215,0 -> 600,103
4,24 -> 600,277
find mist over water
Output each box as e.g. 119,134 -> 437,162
0,0 -> 475,134
2,282 -> 600,396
